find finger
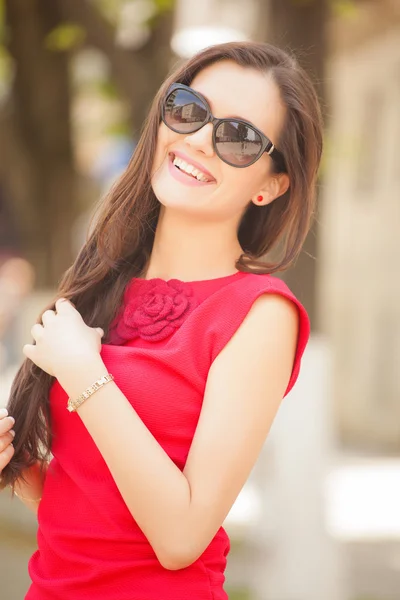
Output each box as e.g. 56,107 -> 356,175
0,442 -> 14,471
22,343 -> 36,360
30,323 -> 44,340
0,414 -> 15,434
0,408 -> 9,420
0,431 -> 15,452
55,298 -> 75,313
41,309 -> 56,325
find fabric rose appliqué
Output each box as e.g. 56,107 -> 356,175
108,279 -> 199,344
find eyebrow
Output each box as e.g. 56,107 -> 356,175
192,87 -> 248,123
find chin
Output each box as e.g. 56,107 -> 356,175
153,188 -> 202,213
151,157 -> 219,217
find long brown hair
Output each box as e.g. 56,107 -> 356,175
1,41 -> 323,491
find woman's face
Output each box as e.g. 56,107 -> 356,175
151,60 -> 289,222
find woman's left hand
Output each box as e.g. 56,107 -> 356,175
22,298 -> 104,379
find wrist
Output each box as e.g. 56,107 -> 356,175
56,355 -> 108,404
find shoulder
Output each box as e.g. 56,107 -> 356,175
221,271 -> 309,337
243,281 -> 300,327
236,272 -> 309,335
209,272 -> 310,397
244,272 -> 304,335
216,281 -> 299,372
232,284 -> 300,358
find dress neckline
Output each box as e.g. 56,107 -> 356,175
108,270 -> 249,345
134,270 -> 247,286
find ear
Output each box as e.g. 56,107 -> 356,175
252,173 -> 290,206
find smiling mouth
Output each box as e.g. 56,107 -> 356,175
169,153 -> 215,183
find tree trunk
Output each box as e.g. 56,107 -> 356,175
57,0 -> 175,136
4,0 -> 77,288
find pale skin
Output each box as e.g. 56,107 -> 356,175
3,60 -> 300,569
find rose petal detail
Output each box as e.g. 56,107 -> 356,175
108,279 -> 199,344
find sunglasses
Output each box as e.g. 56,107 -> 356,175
161,82 -> 286,170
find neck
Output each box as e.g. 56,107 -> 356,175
143,207 -> 244,282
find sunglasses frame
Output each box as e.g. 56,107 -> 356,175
161,82 -> 286,170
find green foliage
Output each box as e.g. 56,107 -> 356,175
0,44 -> 11,91
0,0 -> 5,45
0,0 -> 10,91
105,121 -> 131,137
331,0 -> 358,19
96,79 -> 120,100
74,0 -> 175,36
225,588 -> 253,600
92,0 -> 123,26
146,0 -> 175,32
45,23 -> 86,52
290,0 -> 358,19
154,0 -> 175,12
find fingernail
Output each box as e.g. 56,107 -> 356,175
10,429 -> 15,437
0,408 -> 8,417
8,416 -> 15,424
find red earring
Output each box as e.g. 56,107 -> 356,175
256,195 -> 263,202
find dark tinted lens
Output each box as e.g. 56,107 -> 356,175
163,88 -> 208,133
215,121 -> 263,166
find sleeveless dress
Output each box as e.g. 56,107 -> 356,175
25,270 -> 310,600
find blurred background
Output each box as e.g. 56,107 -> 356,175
0,0 -> 399,599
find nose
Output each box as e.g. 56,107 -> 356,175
183,122 -> 215,157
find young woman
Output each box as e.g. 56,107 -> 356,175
0,41 -> 323,599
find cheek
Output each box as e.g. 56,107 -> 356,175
221,159 -> 269,199
151,125 -> 180,175
158,124 -> 180,153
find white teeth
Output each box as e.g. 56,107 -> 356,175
172,155 -> 211,182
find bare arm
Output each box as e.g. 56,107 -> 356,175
56,293 -> 299,569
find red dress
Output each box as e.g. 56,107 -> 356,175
26,270 -> 310,600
